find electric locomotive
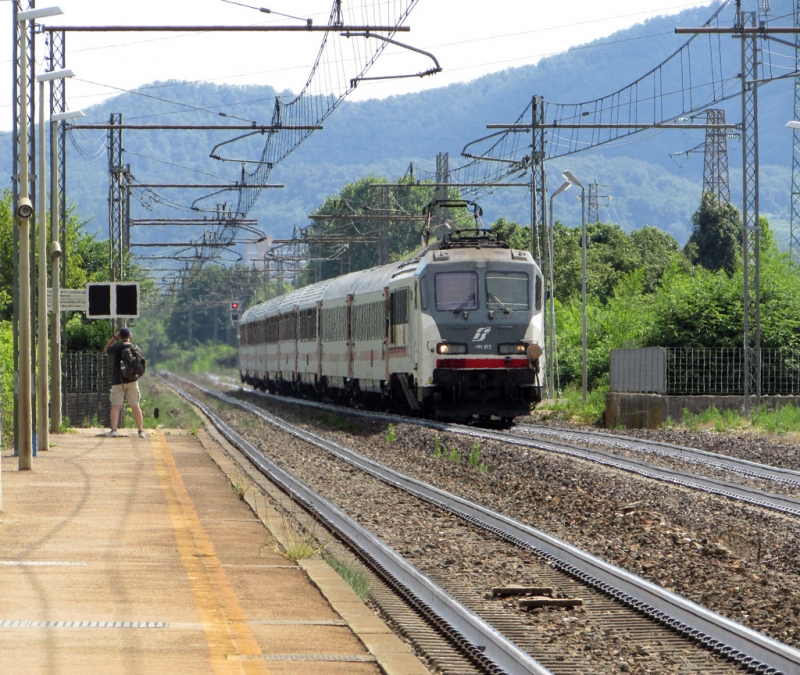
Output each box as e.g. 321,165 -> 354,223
239,217 -> 545,423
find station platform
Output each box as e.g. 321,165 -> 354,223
0,428 -> 429,675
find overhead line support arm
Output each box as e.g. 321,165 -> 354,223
44,25 -> 410,33
675,26 -> 800,34
131,184 -> 283,189
71,124 -> 321,131
488,123 -> 741,130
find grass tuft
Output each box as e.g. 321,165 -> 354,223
752,403 -> 800,435
324,553 -> 371,601
228,471 -> 252,499
263,500 -> 329,562
433,434 -> 442,458
536,383 -> 606,425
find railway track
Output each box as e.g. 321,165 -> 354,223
161,373 -> 800,675
220,377 -> 800,517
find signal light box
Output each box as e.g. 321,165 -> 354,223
87,282 -> 140,319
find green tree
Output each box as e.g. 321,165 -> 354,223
165,265 -> 257,347
629,225 -> 690,293
490,217 -> 531,250
552,221 -> 684,304
0,190 -> 124,350
0,191 -> 15,319
684,191 -> 741,275
301,174 -> 466,285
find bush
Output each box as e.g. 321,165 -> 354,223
156,343 -> 239,376
0,321 -> 12,445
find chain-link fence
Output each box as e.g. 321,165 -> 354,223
63,351 -> 111,427
665,348 -> 800,396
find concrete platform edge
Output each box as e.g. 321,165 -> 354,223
194,423 -> 431,675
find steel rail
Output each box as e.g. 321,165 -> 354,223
173,374 -> 800,675
161,374 -> 552,675
514,425 -> 800,489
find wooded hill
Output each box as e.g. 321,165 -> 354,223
1,1 -> 796,252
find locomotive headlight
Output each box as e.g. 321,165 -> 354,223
499,343 -> 527,355
437,342 -> 467,355
526,343 -> 543,360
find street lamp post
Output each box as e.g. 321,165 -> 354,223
15,5 -> 64,469
36,68 -> 75,448
547,179 -> 571,398
563,170 -> 587,402
49,109 -> 83,433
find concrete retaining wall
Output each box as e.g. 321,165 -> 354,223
605,393 -> 800,429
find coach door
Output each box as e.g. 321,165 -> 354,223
346,294 -> 354,380
388,287 -> 411,374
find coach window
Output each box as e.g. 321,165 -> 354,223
435,272 -> 478,312
486,271 -> 530,312
535,274 -> 543,311
419,276 -> 429,310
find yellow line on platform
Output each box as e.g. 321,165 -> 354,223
153,431 -> 271,675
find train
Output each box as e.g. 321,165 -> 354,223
239,208 -> 545,423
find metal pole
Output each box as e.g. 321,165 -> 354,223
547,180 -> 571,399
580,186 -> 588,403
547,194 -> 556,398
49,117 -> 62,432
37,79 -> 49,452
17,21 -> 33,469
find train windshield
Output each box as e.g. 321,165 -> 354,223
486,272 -> 530,312
435,272 -> 479,311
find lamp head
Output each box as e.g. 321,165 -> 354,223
16,198 -> 33,219
52,110 -> 85,123
563,170 -> 585,190
552,181 -> 572,198
37,68 -> 75,83
50,241 -> 63,259
17,6 -> 64,21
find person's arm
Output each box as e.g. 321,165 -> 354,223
104,333 -> 120,354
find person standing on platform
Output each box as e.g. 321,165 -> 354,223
104,327 -> 146,438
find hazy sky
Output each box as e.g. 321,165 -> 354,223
0,0 -> 716,131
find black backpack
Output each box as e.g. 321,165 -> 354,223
120,343 -> 147,382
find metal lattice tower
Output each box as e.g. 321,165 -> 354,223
108,114 -> 131,283
435,152 -> 450,224
703,109 -> 731,204
530,96 -> 547,266
588,182 -> 599,224
378,186 -> 390,265
49,31 -> 68,280
530,96 -> 551,397
738,6 -> 761,415
791,0 -> 800,262
587,181 -> 611,224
